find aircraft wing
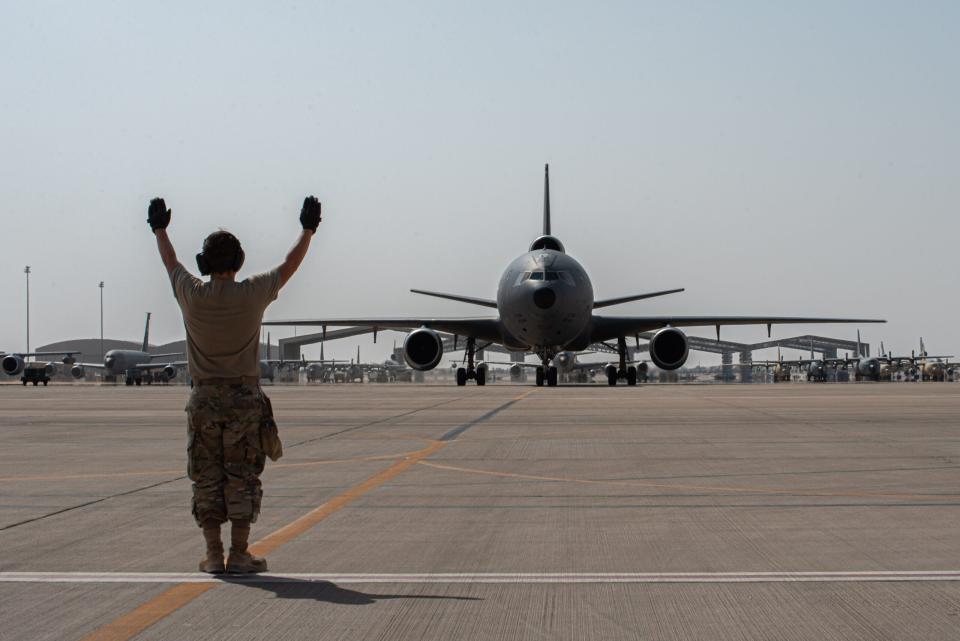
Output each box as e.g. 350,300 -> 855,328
72,362 -> 107,370
262,318 -> 504,343
590,316 -> 884,343
127,361 -> 188,372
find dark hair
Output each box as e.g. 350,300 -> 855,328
198,230 -> 245,274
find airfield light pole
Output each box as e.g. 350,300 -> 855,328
99,281 -> 105,361
24,266 -> 31,354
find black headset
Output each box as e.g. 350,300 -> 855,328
196,235 -> 245,276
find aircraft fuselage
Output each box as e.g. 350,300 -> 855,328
496,248 -> 594,355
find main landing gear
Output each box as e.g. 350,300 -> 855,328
456,338 -> 487,386
606,336 -> 639,387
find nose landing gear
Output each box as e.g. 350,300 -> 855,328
455,338 -> 488,386
534,363 -> 559,387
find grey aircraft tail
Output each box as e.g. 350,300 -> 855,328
543,163 -> 550,236
142,312 -> 152,352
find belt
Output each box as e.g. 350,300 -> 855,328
194,376 -> 261,387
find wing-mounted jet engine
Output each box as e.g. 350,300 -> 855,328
402,328 -> 444,371
647,328 -> 689,371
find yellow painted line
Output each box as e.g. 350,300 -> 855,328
417,461 -> 960,502
250,440 -> 446,557
76,441 -> 445,641
0,451 -> 425,483
78,583 -> 214,641
74,393 -> 528,641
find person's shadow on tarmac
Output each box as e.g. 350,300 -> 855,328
220,577 -> 482,605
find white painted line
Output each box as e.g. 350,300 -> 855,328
1,571 -> 959,584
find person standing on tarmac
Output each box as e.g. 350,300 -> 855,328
149,195 -> 322,574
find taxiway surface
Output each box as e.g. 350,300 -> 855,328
1,383 -> 958,640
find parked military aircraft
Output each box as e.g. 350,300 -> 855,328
265,165 -> 884,387
2,350 -> 79,385
70,313 -> 186,385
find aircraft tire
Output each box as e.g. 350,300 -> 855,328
476,368 -> 486,386
627,366 -> 637,386
607,371 -> 617,386
535,367 -> 545,387
456,367 -> 467,386
43,380 -> 48,386
547,367 -> 558,387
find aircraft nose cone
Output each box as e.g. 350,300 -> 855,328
533,287 -> 556,310
105,356 -> 115,368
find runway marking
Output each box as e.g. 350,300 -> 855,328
5,571 -> 960,584
76,392 -> 530,641
417,461 -> 960,502
0,450 -> 428,483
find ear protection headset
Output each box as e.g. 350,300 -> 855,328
196,234 -> 245,276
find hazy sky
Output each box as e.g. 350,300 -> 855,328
2,1 -> 957,365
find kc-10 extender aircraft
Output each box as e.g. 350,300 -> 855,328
265,165 -> 885,387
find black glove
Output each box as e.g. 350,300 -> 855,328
300,196 -> 322,232
147,198 -> 171,231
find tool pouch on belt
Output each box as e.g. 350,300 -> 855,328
259,393 -> 283,461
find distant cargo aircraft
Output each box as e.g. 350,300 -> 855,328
70,313 -> 185,385
265,165 -> 884,387
2,350 -> 79,385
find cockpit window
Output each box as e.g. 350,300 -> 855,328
520,271 -> 569,283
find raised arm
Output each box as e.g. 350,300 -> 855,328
148,198 -> 180,276
278,196 -> 321,288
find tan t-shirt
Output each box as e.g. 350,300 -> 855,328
170,264 -> 281,380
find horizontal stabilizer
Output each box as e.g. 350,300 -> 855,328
593,288 -> 685,309
410,289 -> 498,309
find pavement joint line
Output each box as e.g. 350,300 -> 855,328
74,392 -> 530,641
4,571 -> 960,584
415,460 -> 960,502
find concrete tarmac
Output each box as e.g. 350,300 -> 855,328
1,383 -> 958,640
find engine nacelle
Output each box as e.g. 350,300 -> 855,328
509,364 -> 524,380
71,365 -> 86,379
162,365 -> 177,381
62,355 -> 76,365
43,362 -> 56,376
604,363 -> 618,378
648,327 -> 689,370
402,328 -> 444,371
2,354 -> 25,376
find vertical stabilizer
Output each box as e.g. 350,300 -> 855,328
543,164 -> 551,236
142,313 -> 152,353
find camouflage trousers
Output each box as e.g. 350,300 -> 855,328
185,383 -> 266,526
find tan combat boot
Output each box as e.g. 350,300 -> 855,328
226,521 -> 267,574
198,524 -> 225,574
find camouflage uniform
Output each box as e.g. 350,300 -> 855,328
186,383 -> 267,526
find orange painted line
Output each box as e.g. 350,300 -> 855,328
0,451 -> 424,483
73,440 -> 446,641
416,460 -> 960,502
73,392 -> 529,641
250,440 -> 445,557
77,583 -> 214,641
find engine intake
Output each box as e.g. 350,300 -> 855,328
2,355 -> 24,376
649,327 -> 689,370
403,328 -> 444,371
162,365 -> 177,381
71,365 -> 86,379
